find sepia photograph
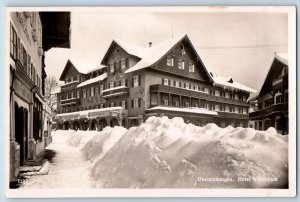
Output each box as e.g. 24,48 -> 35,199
5,6 -> 296,197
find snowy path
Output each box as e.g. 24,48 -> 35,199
21,135 -> 94,189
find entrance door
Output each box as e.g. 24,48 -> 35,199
15,103 -> 28,166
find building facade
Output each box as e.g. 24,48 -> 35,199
55,34 -> 255,131
249,53 -> 288,135
9,11 -> 70,186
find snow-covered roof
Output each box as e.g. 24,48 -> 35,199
69,58 -> 107,74
113,39 -> 146,59
275,53 -> 288,65
212,75 -> 256,93
146,106 -> 218,116
125,34 -> 188,74
55,107 -> 123,119
77,73 -> 107,88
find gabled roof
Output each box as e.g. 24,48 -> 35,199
59,58 -> 107,81
77,73 -> 107,88
248,52 -> 288,102
212,75 -> 256,93
100,39 -> 145,65
121,34 -> 213,83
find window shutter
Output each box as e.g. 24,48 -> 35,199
162,78 -> 164,84
132,78 -> 134,87
184,83 -> 186,88
179,82 -> 181,88
125,101 -> 127,109
138,98 -> 141,108
138,75 -> 141,86
119,60 -> 121,69
131,99 -> 134,108
168,79 -> 171,86
125,79 -> 128,87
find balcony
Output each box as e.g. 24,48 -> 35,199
217,111 -> 249,119
249,102 -> 288,119
60,97 -> 80,106
150,84 -> 249,106
60,80 -> 80,90
102,86 -> 129,98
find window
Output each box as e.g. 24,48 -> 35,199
175,81 -> 180,88
175,101 -> 179,107
95,87 -> 99,95
167,57 -> 174,66
71,92 -> 74,98
91,87 -> 94,97
243,108 -> 247,114
122,101 -> 126,109
100,85 -> 103,94
235,107 -> 239,113
235,94 -> 239,100
121,79 -> 126,86
185,83 -> 189,89
185,102 -> 190,108
27,54 -> 31,76
163,78 -> 169,86
163,100 -> 168,106
133,75 -> 139,87
194,85 -> 198,91
133,98 -> 139,108
10,24 -> 17,59
110,82 -> 114,89
100,104 -> 103,108
110,63 -> 114,73
189,63 -> 195,72
215,90 -> 220,96
83,89 -> 86,98
204,88 -> 209,93
77,91 -> 80,99
121,58 -> 126,69
178,59 -> 185,69
243,96 -> 247,101
193,103 -> 198,108
111,102 -> 115,107
225,92 -> 230,98
215,105 -> 220,111
225,106 -> 230,112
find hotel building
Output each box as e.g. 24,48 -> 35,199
55,34 -> 255,131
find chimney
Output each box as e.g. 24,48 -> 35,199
148,42 -> 152,47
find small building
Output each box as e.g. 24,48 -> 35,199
9,11 -> 71,185
55,34 -> 256,130
249,53 -> 288,134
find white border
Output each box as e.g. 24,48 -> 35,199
5,6 -> 296,198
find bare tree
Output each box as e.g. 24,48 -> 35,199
44,75 -> 59,111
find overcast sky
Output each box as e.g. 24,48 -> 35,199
45,8 -> 288,90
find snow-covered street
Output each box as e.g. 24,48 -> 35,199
21,130 -> 97,189
20,116 -> 288,189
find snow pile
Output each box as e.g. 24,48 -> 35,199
82,126 -> 128,163
86,116 -> 288,188
66,130 -> 99,148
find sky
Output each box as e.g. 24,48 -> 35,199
44,8 -> 288,91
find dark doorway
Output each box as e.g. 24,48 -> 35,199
110,118 -> 119,127
14,102 -> 28,166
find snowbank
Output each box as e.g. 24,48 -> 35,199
84,116 -> 288,188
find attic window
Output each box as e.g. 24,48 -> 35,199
116,48 -> 120,53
